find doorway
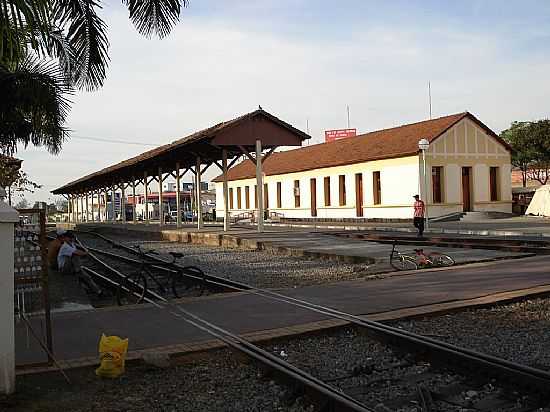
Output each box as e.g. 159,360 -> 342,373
355,173 -> 364,217
461,167 -> 472,212
310,178 -> 317,217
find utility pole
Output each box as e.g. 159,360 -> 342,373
428,81 -> 432,119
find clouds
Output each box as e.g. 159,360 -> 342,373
14,0 -> 550,203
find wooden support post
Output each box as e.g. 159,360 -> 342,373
67,195 -> 72,223
175,163 -> 182,228
91,192 -> 95,222
121,183 -> 126,223
111,184 -> 116,222
85,192 -> 89,222
75,195 -> 79,223
80,195 -> 84,223
195,157 -> 203,230
132,177 -> 137,224
104,191 -> 108,222
144,171 -> 149,225
256,139 -> 264,232
222,149 -> 230,232
98,192 -> 102,222
158,167 -> 163,226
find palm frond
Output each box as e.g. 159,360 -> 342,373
0,55 -> 72,155
122,0 -> 187,39
55,0 -> 109,91
0,0 -> 52,63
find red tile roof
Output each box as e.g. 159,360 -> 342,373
215,112 -> 508,182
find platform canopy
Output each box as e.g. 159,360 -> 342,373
52,108 -> 310,195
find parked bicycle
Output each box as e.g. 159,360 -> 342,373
117,245 -> 207,305
389,241 -> 455,271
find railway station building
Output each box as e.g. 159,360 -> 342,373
214,112 -> 512,220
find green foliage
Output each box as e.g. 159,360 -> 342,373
500,120 -> 550,186
0,0 -> 188,155
0,156 -> 41,204
0,54 -> 71,155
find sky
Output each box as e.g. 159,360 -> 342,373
14,0 -> 550,204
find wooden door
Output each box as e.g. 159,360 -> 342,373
355,173 -> 363,217
310,178 -> 317,217
462,167 -> 472,212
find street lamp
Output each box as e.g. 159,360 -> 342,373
418,138 -> 430,231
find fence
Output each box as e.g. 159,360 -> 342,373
14,208 -> 53,365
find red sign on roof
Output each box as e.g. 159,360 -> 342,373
324,128 -> 357,143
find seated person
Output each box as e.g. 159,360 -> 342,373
57,231 -> 102,296
47,228 -> 66,270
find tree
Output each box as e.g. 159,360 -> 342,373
0,155 -> 41,204
500,120 -> 550,186
55,197 -> 68,212
1,0 -> 188,155
15,198 -> 29,209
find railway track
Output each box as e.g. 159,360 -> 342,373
72,230 -> 550,411
325,230 -> 550,255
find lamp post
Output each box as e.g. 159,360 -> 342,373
418,138 -> 430,231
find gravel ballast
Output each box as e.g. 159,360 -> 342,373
7,350 -> 314,412
7,298 -> 550,411
77,233 -> 375,289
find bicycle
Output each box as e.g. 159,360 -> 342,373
116,245 -> 207,306
389,241 -> 455,271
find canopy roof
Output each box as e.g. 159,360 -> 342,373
53,109 -> 309,194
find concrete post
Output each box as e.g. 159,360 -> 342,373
80,195 -> 84,222
195,157 -> 203,230
222,149 -> 230,232
256,139 -> 264,232
175,163 -> 182,228
158,167 -> 163,227
0,187 -> 18,394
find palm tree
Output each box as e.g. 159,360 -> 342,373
0,0 -> 188,155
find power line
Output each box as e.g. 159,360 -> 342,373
71,135 -> 162,147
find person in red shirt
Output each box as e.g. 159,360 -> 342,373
413,194 -> 425,237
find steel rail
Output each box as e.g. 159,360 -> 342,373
75,230 -> 550,398
81,267 -> 157,305
76,230 -> 251,291
80,247 -> 373,412
76,238 -> 165,302
82,246 -> 212,287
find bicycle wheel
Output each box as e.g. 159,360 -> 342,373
390,256 -> 418,271
433,254 -> 455,267
117,272 -> 147,306
171,266 -> 206,298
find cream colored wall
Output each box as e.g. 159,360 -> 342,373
215,117 -> 512,219
425,118 -> 512,216
215,156 -> 420,219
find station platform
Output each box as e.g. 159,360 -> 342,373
16,255 -> 550,370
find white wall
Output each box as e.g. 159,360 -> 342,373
216,156 -> 420,219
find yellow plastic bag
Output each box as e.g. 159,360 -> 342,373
95,334 -> 129,378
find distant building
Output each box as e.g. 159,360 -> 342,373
214,112 -> 512,220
